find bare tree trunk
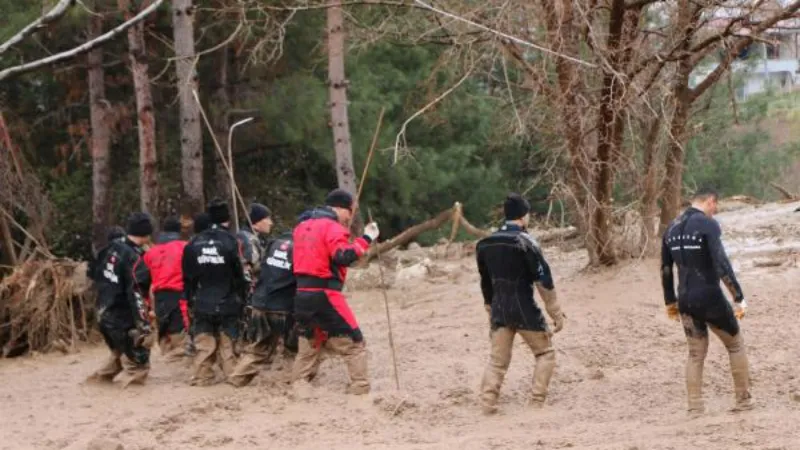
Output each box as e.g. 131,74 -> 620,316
326,1 -> 362,233
541,0 -> 595,262
172,0 -> 204,218
88,10 -> 112,254
122,0 -> 158,221
211,46 -> 231,203
639,114 -> 663,255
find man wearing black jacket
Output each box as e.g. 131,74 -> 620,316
228,230 -> 297,387
477,194 -> 565,414
661,187 -> 752,414
86,213 -> 154,387
182,200 -> 248,386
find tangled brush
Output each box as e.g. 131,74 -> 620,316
0,259 -> 96,356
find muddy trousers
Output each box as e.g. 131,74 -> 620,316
191,313 -> 240,386
89,321 -> 150,387
228,311 -> 292,387
681,313 -> 752,413
155,290 -> 188,361
291,335 -> 370,394
480,327 -> 556,412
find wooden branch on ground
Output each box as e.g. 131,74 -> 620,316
0,0 -> 75,55
365,204 -> 458,260
0,0 -> 165,82
770,182 -> 798,201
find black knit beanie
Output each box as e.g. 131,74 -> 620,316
207,199 -> 230,224
324,189 -> 354,210
106,226 -> 126,242
194,212 -> 212,234
504,193 -> 531,221
162,216 -> 181,233
249,203 -> 271,224
126,212 -> 154,237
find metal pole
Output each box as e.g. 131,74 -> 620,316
227,117 -> 254,232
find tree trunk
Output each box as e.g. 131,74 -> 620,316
639,115 -> 663,255
88,10 -> 112,254
660,95 -> 690,231
542,0 -> 594,261
588,0 -> 629,265
211,46 -> 231,204
123,0 -> 158,221
326,1 -> 362,233
172,0 -> 204,219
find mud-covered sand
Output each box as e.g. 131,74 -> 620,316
1,201 -> 798,450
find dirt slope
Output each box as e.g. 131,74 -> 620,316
1,201 -> 798,450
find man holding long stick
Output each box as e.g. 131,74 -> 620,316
290,189 -> 379,395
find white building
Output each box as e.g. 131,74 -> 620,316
691,17 -> 800,99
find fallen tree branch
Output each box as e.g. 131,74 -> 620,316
365,204 -> 458,260
0,0 -> 165,82
0,0 -> 75,55
770,182 -> 798,201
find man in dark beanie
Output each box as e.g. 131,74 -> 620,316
289,188 -> 380,395
237,202 -> 274,283
182,199 -> 248,385
144,216 -> 190,361
86,212 -> 154,387
476,193 -> 565,414
193,212 -> 212,235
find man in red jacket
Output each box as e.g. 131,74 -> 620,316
291,189 -> 379,395
143,217 -> 190,361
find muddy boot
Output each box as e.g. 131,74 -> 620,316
479,327 -> 515,415
119,354 -> 149,388
685,333 -> 709,415
86,350 -> 123,384
711,326 -> 753,411
328,337 -> 370,395
291,337 -> 322,383
218,333 -> 239,380
162,333 -> 188,362
191,333 -> 218,386
520,330 -> 556,407
227,340 -> 270,387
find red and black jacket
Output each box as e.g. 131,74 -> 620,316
143,232 -> 186,294
292,207 -> 372,292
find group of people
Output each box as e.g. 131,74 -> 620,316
85,184 -> 751,417
86,188 -> 378,394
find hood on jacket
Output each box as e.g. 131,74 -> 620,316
156,231 -> 182,244
296,206 -> 338,225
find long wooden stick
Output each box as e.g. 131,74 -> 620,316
355,107 -> 385,211
369,207 -> 400,390
191,89 -> 254,231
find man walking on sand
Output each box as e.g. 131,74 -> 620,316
182,199 -> 248,386
86,213 -> 155,387
661,187 -> 752,415
477,193 -> 565,415
290,189 -> 379,395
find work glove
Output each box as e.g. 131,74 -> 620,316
129,323 -> 154,349
665,303 -> 680,322
550,311 -> 565,334
733,299 -> 747,320
364,222 -> 380,241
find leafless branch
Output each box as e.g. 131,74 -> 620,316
0,0 -> 165,82
0,0 -> 75,55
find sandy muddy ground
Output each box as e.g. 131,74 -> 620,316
1,201 -> 799,450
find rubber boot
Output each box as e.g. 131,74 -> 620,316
291,337 -> 322,383
479,327 -> 515,415
711,326 -> 753,411
327,337 -> 370,395
227,339 -> 271,387
685,333 -> 709,415
162,333 -> 188,362
520,330 -> 556,407
191,333 -> 218,386
86,350 -> 123,384
119,354 -> 149,388
218,333 -> 238,379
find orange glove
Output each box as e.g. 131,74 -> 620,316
665,303 -> 679,322
733,300 -> 747,320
